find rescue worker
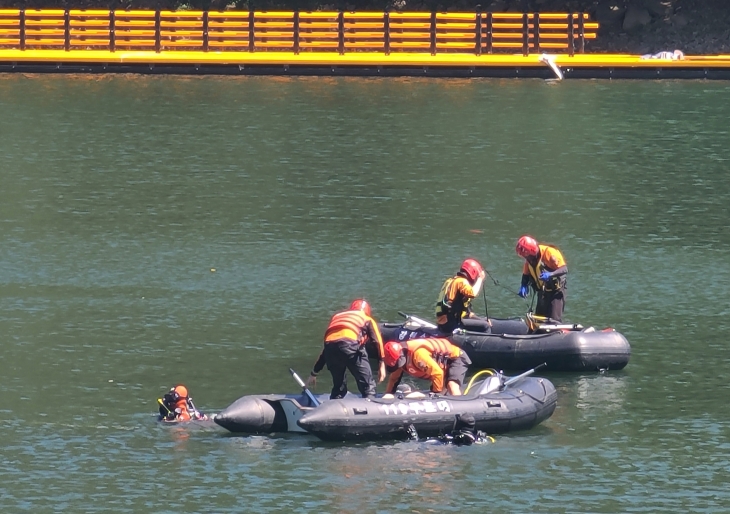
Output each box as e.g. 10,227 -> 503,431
435,258 -> 490,334
436,413 -> 490,445
515,235 -> 568,322
158,385 -> 208,422
383,338 -> 471,396
406,413 -> 491,445
306,299 -> 386,399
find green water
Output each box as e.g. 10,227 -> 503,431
1,74 -> 729,512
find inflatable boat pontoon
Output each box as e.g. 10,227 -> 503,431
379,312 -> 631,372
214,367 -> 556,442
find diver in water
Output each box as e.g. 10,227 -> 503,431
158,385 -> 208,422
406,413 -> 492,445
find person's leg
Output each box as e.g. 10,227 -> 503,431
325,343 -> 348,399
549,290 -> 565,322
342,342 -> 376,398
535,292 -> 550,319
445,351 -> 471,395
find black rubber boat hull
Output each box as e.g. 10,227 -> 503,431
297,375 -> 557,442
379,318 -> 631,372
213,392 -> 329,434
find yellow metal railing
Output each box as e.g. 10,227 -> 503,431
0,9 -> 598,55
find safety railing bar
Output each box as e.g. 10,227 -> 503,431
3,9 -> 596,55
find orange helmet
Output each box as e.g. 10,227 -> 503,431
459,259 -> 483,284
349,299 -> 372,317
384,341 -> 404,368
173,385 -> 188,399
516,236 -> 539,258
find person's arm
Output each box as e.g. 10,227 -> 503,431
413,348 -> 445,393
306,348 -> 327,387
546,265 -> 568,278
385,368 -> 404,394
366,318 -> 386,383
543,248 -> 567,277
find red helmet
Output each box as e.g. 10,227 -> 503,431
349,299 -> 371,317
384,341 -> 404,368
516,236 -> 539,258
173,385 -> 188,399
459,259 -> 483,284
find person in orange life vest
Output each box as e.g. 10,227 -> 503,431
383,338 -> 472,396
435,258 -> 491,334
158,385 -> 208,422
306,299 -> 386,399
515,235 -> 568,322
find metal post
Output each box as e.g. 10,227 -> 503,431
293,10 -> 299,55
338,11 -> 344,55
475,10 -> 482,56
248,9 -> 254,52
521,12 -> 528,56
109,10 -> 115,52
19,9 -> 26,50
154,10 -> 161,53
384,11 -> 390,56
568,12 -> 574,57
64,10 -> 70,51
486,11 -> 492,54
534,12 -> 540,54
430,11 -> 436,56
578,12 -> 585,53
203,11 -> 209,51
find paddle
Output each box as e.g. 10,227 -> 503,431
157,398 -> 172,418
290,368 -> 321,407
501,362 -> 547,390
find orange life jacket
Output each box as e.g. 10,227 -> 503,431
523,245 -> 567,292
435,276 -> 477,327
173,399 -> 192,421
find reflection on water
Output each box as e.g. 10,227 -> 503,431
574,374 -> 628,412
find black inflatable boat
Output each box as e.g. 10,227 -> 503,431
214,367 -> 556,442
378,313 -> 631,372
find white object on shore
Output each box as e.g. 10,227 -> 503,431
539,54 -> 564,81
640,49 -> 685,60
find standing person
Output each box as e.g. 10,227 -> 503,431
306,299 -> 386,399
383,338 -> 471,396
435,258 -> 490,334
515,235 -> 568,322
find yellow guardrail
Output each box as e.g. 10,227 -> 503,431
0,9 -> 598,56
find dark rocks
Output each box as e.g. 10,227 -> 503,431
623,5 -> 652,32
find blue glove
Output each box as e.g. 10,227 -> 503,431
539,270 -> 552,281
518,285 -> 529,298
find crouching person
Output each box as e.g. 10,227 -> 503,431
383,338 -> 471,396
